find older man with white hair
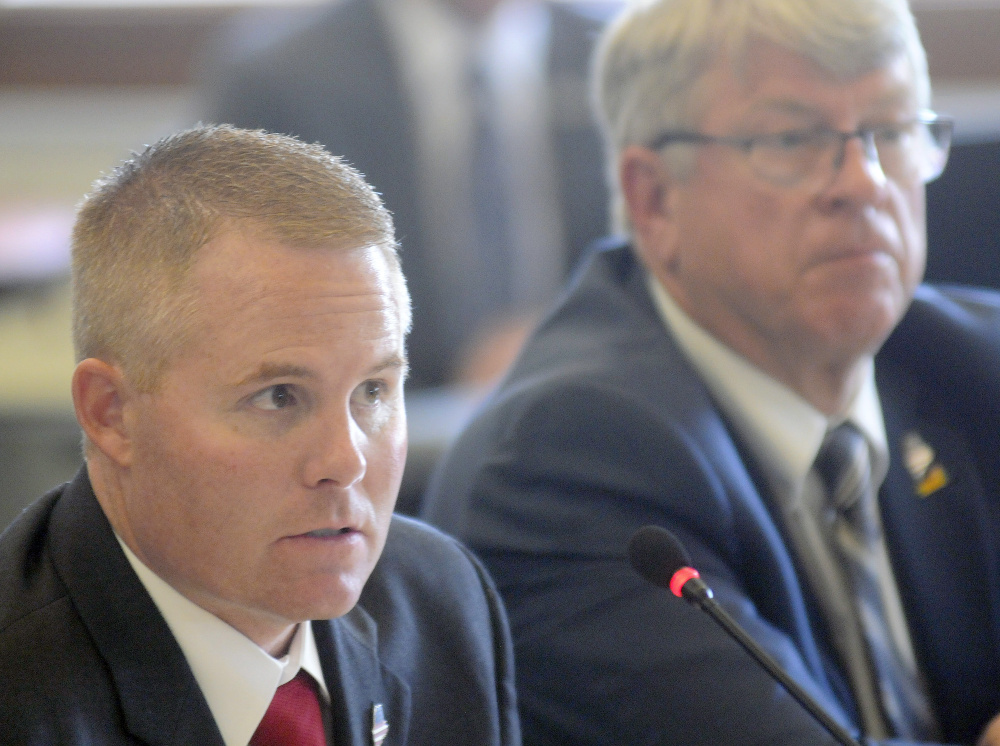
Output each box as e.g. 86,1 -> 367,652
424,0 -> 1000,743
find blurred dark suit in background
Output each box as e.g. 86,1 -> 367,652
201,0 -> 617,391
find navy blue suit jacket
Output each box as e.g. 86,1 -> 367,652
202,0 -> 611,388
423,241 -> 1000,745
0,468 -> 520,745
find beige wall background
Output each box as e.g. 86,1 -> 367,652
0,6 -> 236,411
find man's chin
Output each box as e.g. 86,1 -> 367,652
270,575 -> 371,623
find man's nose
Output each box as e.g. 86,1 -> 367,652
303,411 -> 367,489
825,131 -> 888,201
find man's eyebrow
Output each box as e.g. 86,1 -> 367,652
750,88 -> 915,120
236,355 -> 409,388
371,354 -> 409,378
747,99 -> 825,120
236,363 -> 316,387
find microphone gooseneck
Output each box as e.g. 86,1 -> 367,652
627,525 -> 864,746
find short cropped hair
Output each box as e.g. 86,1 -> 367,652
72,124 -> 410,391
593,0 -> 931,232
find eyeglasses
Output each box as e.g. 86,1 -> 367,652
648,111 -> 954,191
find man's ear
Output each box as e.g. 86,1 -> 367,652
619,145 -> 682,267
72,358 -> 134,468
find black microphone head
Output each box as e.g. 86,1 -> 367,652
628,525 -> 692,590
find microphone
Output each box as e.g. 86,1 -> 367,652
628,525 -> 864,746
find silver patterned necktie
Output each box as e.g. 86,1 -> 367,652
814,423 -> 938,740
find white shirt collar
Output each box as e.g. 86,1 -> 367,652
117,538 -> 329,746
645,273 -> 888,495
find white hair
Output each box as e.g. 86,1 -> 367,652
593,0 -> 931,232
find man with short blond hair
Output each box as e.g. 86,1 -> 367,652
71,125 -> 409,394
424,1 -> 1000,743
0,124 -> 519,746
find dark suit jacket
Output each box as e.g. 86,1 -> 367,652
201,0 -> 612,388
0,468 -> 520,745
422,241 -> 1000,745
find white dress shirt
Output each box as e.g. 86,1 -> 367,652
118,538 -> 330,746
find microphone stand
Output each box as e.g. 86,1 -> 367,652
679,577 -> 865,746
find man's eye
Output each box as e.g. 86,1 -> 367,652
872,124 -> 908,144
771,130 -> 823,150
250,384 -> 297,411
359,380 -> 385,405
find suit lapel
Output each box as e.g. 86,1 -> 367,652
878,387 -> 1000,741
598,246 -> 844,705
874,288 -> 1000,741
315,606 -> 411,746
49,469 -> 224,746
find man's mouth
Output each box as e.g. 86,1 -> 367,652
302,527 -> 354,538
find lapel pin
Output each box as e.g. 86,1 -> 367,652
902,432 -> 949,497
371,703 -> 389,746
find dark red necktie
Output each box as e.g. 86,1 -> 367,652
250,669 -> 327,746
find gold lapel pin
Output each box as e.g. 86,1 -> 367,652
902,432 -> 949,497
371,703 -> 389,746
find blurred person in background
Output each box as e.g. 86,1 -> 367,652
202,0 -> 618,393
